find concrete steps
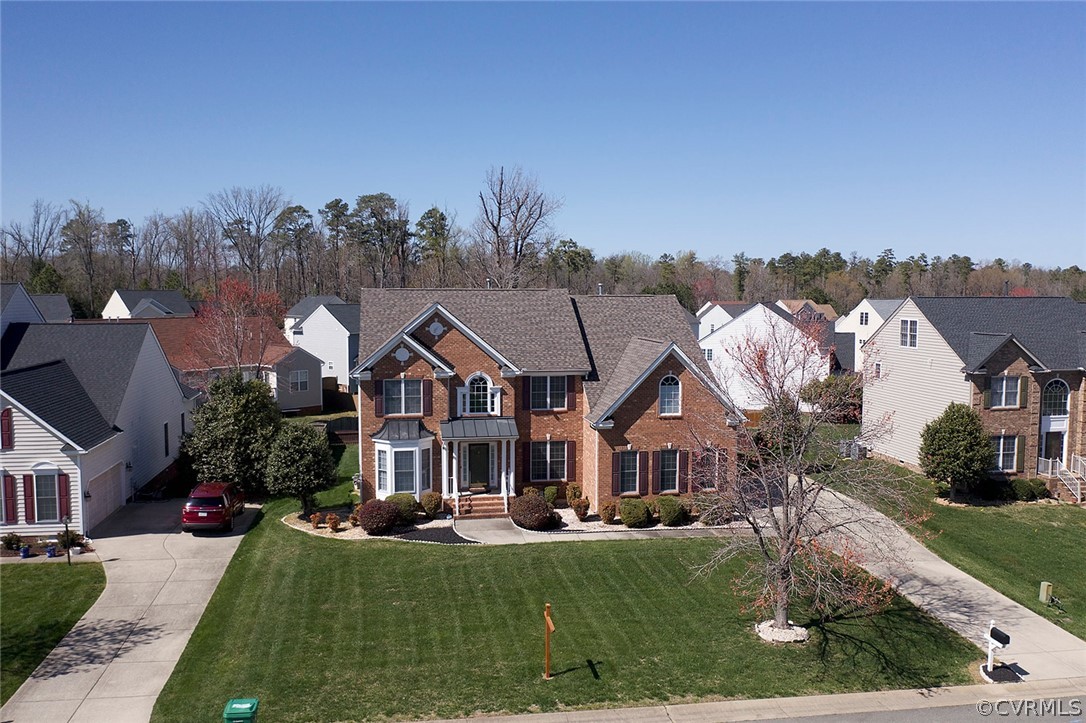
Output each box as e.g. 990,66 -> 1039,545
454,494 -> 508,519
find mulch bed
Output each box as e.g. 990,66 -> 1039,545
393,527 -> 479,545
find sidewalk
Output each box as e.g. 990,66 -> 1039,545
454,518 -> 736,544
0,500 -> 257,723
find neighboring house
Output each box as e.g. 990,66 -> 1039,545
134,317 -> 324,414
835,298 -> 903,371
699,303 -> 839,412
0,322 -> 191,536
290,303 -> 359,391
101,289 -> 197,319
0,282 -> 45,336
30,294 -> 74,323
861,297 -> 1086,501
776,299 -> 839,322
284,294 -> 345,338
350,289 -> 741,516
694,301 -> 754,341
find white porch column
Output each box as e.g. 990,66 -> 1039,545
441,442 -> 449,497
509,439 -> 516,496
501,440 -> 509,513
451,442 -> 460,515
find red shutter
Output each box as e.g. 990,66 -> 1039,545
566,376 -> 576,411
58,473 -> 71,519
678,450 -> 689,493
2,474 -> 16,523
611,452 -> 621,496
651,451 -> 662,494
1,408 -> 12,449
374,378 -> 384,417
565,441 -> 576,482
22,474 -> 35,524
522,377 -> 532,410
422,379 -> 433,416
523,441 -> 533,483
638,451 -> 649,496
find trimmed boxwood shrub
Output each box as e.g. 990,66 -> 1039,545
358,499 -> 399,535
567,483 -> 582,501
656,496 -> 685,527
1011,477 -> 1050,502
600,501 -> 617,524
421,491 -> 443,519
620,498 -> 651,528
510,494 -> 556,531
543,486 -> 559,507
522,486 -> 541,497
386,493 -> 419,525
571,497 -> 590,521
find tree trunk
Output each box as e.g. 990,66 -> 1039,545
774,569 -> 791,628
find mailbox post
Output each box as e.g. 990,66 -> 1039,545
543,603 -> 555,680
985,619 -> 1010,673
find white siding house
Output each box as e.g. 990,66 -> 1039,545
860,298 -> 972,466
835,298 -> 903,372
291,303 -> 359,391
102,289 -> 195,319
694,301 -> 752,341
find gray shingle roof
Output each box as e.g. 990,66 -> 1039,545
114,289 -> 195,316
0,283 -> 18,312
2,322 -> 150,426
1,360 -> 118,449
439,417 -> 519,440
833,332 -> 856,371
286,295 -> 345,319
30,294 -> 73,323
325,304 -> 360,334
912,297 -> 1086,371
572,295 -> 722,420
357,289 -> 591,372
866,298 -> 904,319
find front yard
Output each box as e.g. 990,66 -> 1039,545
0,562 -> 106,703
152,497 -> 978,722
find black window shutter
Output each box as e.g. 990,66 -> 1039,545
523,377 -> 532,410
523,441 -> 533,484
566,376 -> 576,410
374,378 -> 384,417
651,451 -> 661,494
611,452 -> 621,496
982,376 -> 991,409
0,408 -> 11,448
422,379 -> 433,416
678,450 -> 690,493
1019,377 -> 1028,409
566,440 -> 576,481
58,473 -> 70,519
1015,436 -> 1026,473
2,474 -> 15,523
22,474 -> 34,524
638,451 -> 649,495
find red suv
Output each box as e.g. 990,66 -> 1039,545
181,482 -> 245,532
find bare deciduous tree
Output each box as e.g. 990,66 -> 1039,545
470,166 -> 561,288
204,186 -> 287,292
60,200 -> 106,312
695,318 -> 908,640
3,199 -> 66,268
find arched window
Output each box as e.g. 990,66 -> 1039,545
659,374 -> 681,416
1042,380 -> 1070,416
468,375 -> 491,414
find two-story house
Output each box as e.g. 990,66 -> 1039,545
694,301 -> 754,341
101,289 -> 198,319
350,289 -> 741,516
834,298 -> 903,371
862,297 -> 1086,501
290,303 -> 359,392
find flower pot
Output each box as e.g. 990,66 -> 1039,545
45,545 -> 57,558
19,545 -> 30,559
72,546 -> 83,556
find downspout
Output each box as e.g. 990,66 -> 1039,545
76,454 -> 86,537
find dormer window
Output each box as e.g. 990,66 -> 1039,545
459,373 -> 501,416
659,375 -> 681,416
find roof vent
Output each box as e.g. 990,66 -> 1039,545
597,283 -> 604,296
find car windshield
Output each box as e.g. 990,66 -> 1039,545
186,496 -> 223,507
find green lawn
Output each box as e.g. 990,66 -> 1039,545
152,498 -> 977,722
1,562 -> 106,703
313,442 -> 358,509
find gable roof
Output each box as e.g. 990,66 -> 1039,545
911,297 -> 1086,372
29,294 -> 73,323
286,295 -> 345,319
323,303 -> 360,334
113,289 -> 195,316
356,288 -> 591,373
1,322 -> 150,428
865,298 -> 904,319
128,316 -> 297,371
0,283 -> 20,313
833,332 -> 856,371
778,299 -> 839,321
1,360 -> 117,450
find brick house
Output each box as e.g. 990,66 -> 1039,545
861,297 -> 1086,501
350,289 -> 741,516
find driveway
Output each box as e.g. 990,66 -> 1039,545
0,498 -> 257,723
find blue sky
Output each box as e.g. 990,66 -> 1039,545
3,2 -> 1083,269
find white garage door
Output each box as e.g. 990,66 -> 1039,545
84,463 -> 123,532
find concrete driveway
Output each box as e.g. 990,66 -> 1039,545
1,498 -> 257,723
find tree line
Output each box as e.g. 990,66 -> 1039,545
4,166 -> 1083,317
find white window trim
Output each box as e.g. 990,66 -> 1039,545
384,378 -> 424,416
991,435 -> 1017,472
990,375 -> 1020,409
373,439 -> 433,501
659,374 -> 681,417
659,449 -> 679,492
289,369 -> 309,393
530,441 -> 567,482
1041,379 -> 1070,418
529,376 -> 567,411
619,450 -> 639,494
33,468 -> 61,523
458,373 -> 501,416
900,319 -> 918,348
703,348 -> 713,361
859,312 -> 869,326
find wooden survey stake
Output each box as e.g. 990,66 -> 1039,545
543,603 -> 556,680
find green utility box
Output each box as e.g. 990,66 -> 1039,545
223,698 -> 259,722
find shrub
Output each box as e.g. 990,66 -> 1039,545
1,532 -> 22,551
522,486 -> 541,497
325,512 -> 341,532
919,403 -> 993,499
309,511 -> 324,529
571,497 -> 591,521
620,498 -> 651,528
421,491 -> 443,519
1010,477 -> 1051,502
348,513 -> 360,527
567,483 -> 582,501
358,499 -> 399,535
543,486 -> 559,507
57,530 -> 85,549
510,494 -> 557,531
265,422 -> 335,515
600,501 -> 617,524
386,493 -> 419,526
656,496 -> 685,527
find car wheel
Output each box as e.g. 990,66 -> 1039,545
226,515 -> 234,532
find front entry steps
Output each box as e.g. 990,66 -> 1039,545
454,494 -> 508,519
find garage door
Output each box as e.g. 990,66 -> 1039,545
84,463 -> 123,532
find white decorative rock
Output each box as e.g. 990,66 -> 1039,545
755,619 -> 810,643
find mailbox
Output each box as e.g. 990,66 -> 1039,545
988,626 -> 1010,648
